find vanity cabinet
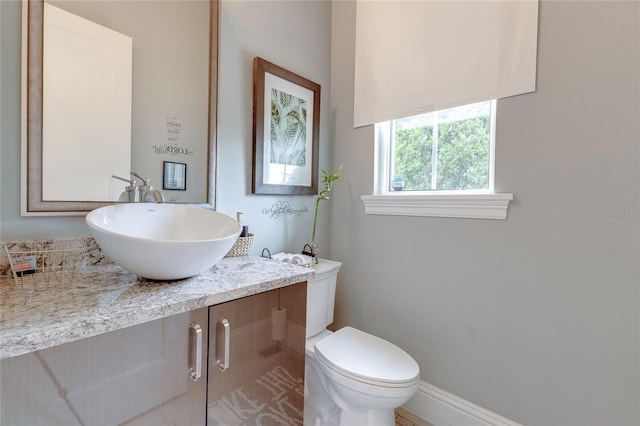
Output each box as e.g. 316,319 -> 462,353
208,282 -> 307,425
0,281 -> 307,426
1,308 -> 208,426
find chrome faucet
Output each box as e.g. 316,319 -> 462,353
112,172 -> 165,203
130,172 -> 165,203
112,174 -> 140,202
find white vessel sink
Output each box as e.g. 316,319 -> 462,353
86,203 -> 242,280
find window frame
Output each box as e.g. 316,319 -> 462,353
362,100 -> 513,220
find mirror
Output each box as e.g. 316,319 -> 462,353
21,0 -> 218,215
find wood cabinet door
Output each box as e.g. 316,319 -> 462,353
208,282 -> 307,425
1,308 -> 208,425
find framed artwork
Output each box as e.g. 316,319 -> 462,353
252,57 -> 320,195
163,161 -> 187,191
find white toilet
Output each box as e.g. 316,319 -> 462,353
304,259 -> 420,426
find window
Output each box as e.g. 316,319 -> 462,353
379,100 -> 495,193
362,100 -> 513,220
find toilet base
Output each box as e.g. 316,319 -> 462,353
304,396 -> 396,426
303,399 -> 340,426
338,407 -> 395,426
304,350 -> 340,426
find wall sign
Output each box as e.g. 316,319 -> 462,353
262,201 -> 309,219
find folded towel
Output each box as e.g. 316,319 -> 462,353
272,252 -> 313,265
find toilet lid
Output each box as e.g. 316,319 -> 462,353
314,327 -> 419,386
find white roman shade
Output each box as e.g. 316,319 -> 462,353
354,0 -> 539,128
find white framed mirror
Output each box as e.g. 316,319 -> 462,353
21,0 -> 218,216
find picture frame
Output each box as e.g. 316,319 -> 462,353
252,57 -> 320,195
162,161 -> 187,191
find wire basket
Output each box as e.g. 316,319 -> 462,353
225,234 -> 255,257
4,239 -> 88,288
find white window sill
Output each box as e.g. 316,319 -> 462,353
361,192 -> 514,220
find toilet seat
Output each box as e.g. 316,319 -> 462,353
314,326 -> 419,388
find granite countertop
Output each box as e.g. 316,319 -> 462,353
0,241 -> 314,360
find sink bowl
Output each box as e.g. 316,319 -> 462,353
86,203 -> 242,280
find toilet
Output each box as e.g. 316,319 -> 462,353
304,259 -> 420,426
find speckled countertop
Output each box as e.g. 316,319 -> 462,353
0,239 -> 314,360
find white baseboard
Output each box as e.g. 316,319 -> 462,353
402,381 -> 521,426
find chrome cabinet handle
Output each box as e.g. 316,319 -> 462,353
189,322 -> 202,381
216,318 -> 230,372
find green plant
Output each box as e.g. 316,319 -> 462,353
311,166 -> 341,241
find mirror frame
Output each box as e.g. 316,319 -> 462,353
21,0 -> 219,216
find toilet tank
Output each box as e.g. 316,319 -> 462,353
306,259 -> 342,338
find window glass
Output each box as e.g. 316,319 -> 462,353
384,100 -> 495,193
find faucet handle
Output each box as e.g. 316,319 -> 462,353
130,172 -> 151,188
112,174 -> 138,188
112,174 -> 134,184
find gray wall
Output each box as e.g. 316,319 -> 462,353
215,0 -> 332,255
0,0 -> 332,255
329,1 -> 639,424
